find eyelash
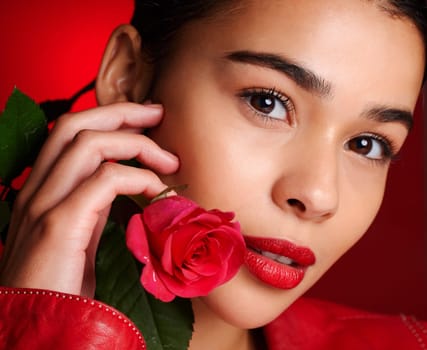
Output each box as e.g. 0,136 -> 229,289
349,133 -> 399,165
238,87 -> 294,125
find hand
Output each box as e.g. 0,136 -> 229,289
0,102 -> 179,297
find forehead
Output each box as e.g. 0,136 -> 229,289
171,0 -> 424,108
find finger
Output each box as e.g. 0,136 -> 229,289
81,206 -> 110,297
2,163 -> 166,294
52,162 -> 168,246
18,102 -> 164,210
27,129 -> 178,220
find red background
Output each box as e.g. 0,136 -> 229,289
0,1 -> 426,319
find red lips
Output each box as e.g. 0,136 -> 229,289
244,236 -> 316,289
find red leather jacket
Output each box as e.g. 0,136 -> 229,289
0,287 -> 426,349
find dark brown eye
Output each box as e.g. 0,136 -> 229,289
250,95 -> 275,113
245,93 -> 287,120
346,136 -> 384,160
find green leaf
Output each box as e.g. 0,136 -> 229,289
127,194 -> 151,210
95,219 -> 194,350
0,88 -> 48,184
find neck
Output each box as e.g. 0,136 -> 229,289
188,298 -> 256,350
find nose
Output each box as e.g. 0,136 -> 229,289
272,141 -> 339,221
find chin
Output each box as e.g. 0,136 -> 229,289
199,268 -> 304,329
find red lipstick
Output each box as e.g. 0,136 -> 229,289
244,236 -> 316,289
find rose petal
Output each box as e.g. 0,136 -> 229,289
155,274 -> 210,297
179,267 -> 201,281
161,235 -> 175,275
168,226 -> 206,264
126,214 -> 151,264
184,260 -> 221,277
143,196 -> 198,233
187,212 -> 223,227
166,276 -> 222,297
141,260 -> 176,302
209,208 -> 235,219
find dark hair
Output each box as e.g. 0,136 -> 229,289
131,0 -> 427,79
381,1 -> 427,40
130,0 -> 235,61
379,1 -> 427,79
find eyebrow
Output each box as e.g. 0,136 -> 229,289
225,50 -> 332,97
225,50 -> 413,131
364,107 -> 413,131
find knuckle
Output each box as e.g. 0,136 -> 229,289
36,210 -> 61,241
141,168 -> 159,182
53,112 -> 76,133
25,201 -> 43,225
139,169 -> 163,190
96,162 -> 118,181
38,209 -> 56,230
73,129 -> 96,147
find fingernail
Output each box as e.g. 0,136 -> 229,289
163,151 -> 179,163
144,104 -> 163,110
166,190 -> 178,197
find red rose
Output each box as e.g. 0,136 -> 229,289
126,195 -> 245,302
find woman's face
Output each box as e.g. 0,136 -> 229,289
148,0 -> 424,328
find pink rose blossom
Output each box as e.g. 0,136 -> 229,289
126,195 -> 245,302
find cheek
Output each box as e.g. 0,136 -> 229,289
195,269 -> 300,329
319,173 -> 387,267
149,107 -> 255,210
149,111 -> 221,202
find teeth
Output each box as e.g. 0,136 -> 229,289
260,250 -> 295,266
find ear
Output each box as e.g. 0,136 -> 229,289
96,24 -> 154,105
